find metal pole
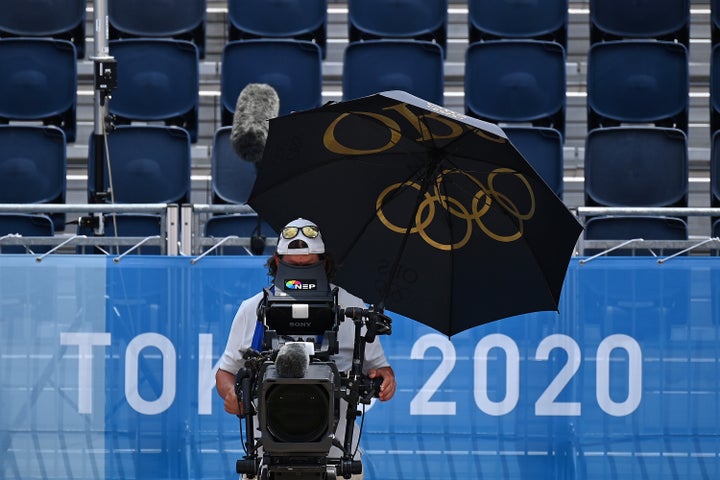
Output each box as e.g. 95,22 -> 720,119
91,0 -> 116,203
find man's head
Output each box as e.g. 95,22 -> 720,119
267,218 -> 335,277
276,218 -> 325,257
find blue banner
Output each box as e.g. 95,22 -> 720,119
1,256 -> 719,479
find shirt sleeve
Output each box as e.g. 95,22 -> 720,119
216,291 -> 264,374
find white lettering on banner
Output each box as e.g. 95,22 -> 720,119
410,333 -> 457,415
59,332 -> 643,417
412,333 -> 643,417
198,333 -> 218,415
596,334 -> 643,416
59,332 -> 112,414
474,334 -> 520,416
125,333 -> 177,415
535,334 -> 582,416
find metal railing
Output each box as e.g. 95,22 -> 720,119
3,204 -> 720,260
0,203 -> 178,259
575,207 -> 720,262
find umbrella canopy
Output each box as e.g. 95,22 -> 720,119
248,90 -> 582,337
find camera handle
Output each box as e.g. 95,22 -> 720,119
234,365 -> 261,476
337,317 -> 368,477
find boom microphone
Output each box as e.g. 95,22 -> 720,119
275,342 -> 309,378
231,83 -> 280,164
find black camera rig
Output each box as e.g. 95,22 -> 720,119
233,261 -> 392,480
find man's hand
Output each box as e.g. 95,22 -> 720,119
367,365 -> 396,402
216,368 -> 243,415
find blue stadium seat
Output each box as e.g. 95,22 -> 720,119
503,126 -> 564,198
584,126 -> 688,209
584,127 -> 688,256
220,39 -> 322,126
583,216 -> 688,256
206,127 -> 272,255
85,126 -> 191,255
228,0 -> 328,59
342,40 -> 444,105
468,0 -> 568,49
0,38 -> 77,142
465,40 -> 566,137
711,130 -> 720,208
211,127 -> 257,205
0,0 -> 85,58
0,125 -> 67,231
87,126 -> 192,205
0,213 -> 54,254
708,44 -> 720,135
587,40 -> 689,132
109,38 -> 200,142
713,0 -> 720,45
590,0 -> 690,47
348,0 -> 448,56
108,0 -> 206,58
204,214 -> 277,255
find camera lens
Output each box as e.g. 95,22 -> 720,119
265,384 -> 330,442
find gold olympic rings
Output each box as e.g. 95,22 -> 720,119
376,168 -> 535,250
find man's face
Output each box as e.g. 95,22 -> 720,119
282,254 -> 321,266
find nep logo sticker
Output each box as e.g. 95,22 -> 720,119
284,279 -> 317,290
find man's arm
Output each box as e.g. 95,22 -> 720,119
215,368 -> 242,415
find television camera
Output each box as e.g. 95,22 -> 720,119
233,260 -> 392,480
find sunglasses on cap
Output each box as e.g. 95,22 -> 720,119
281,225 -> 320,239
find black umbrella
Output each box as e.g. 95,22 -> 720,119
248,90 -> 582,337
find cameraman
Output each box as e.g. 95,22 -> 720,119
215,218 -> 396,473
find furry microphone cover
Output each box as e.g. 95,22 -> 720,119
231,83 -> 280,164
275,342 -> 310,378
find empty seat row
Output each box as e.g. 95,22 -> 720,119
3,122 -> 719,256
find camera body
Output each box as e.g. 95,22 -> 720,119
234,260 -> 391,480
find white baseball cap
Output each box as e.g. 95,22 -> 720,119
276,218 -> 325,255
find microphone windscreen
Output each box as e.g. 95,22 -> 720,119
231,83 -> 280,164
275,342 -> 309,378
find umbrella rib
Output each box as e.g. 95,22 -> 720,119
376,153 -> 445,310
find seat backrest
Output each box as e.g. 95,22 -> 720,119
709,44 -> 720,135
227,0 -> 328,58
211,126 -> 258,205
504,126 -> 564,198
0,0 -> 85,58
348,0 -> 448,54
584,126 -> 688,208
342,40 -> 444,105
0,213 -> 54,253
0,125 -> 66,204
87,126 -> 192,205
108,0 -> 206,57
587,40 -> 689,132
713,0 -> 720,44
583,216 -> 688,256
0,38 -> 77,142
468,0 -> 568,48
220,39 -> 322,125
590,0 -> 690,46
109,38 -> 200,142
464,39 -> 566,137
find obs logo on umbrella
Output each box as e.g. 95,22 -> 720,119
376,168 -> 536,251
